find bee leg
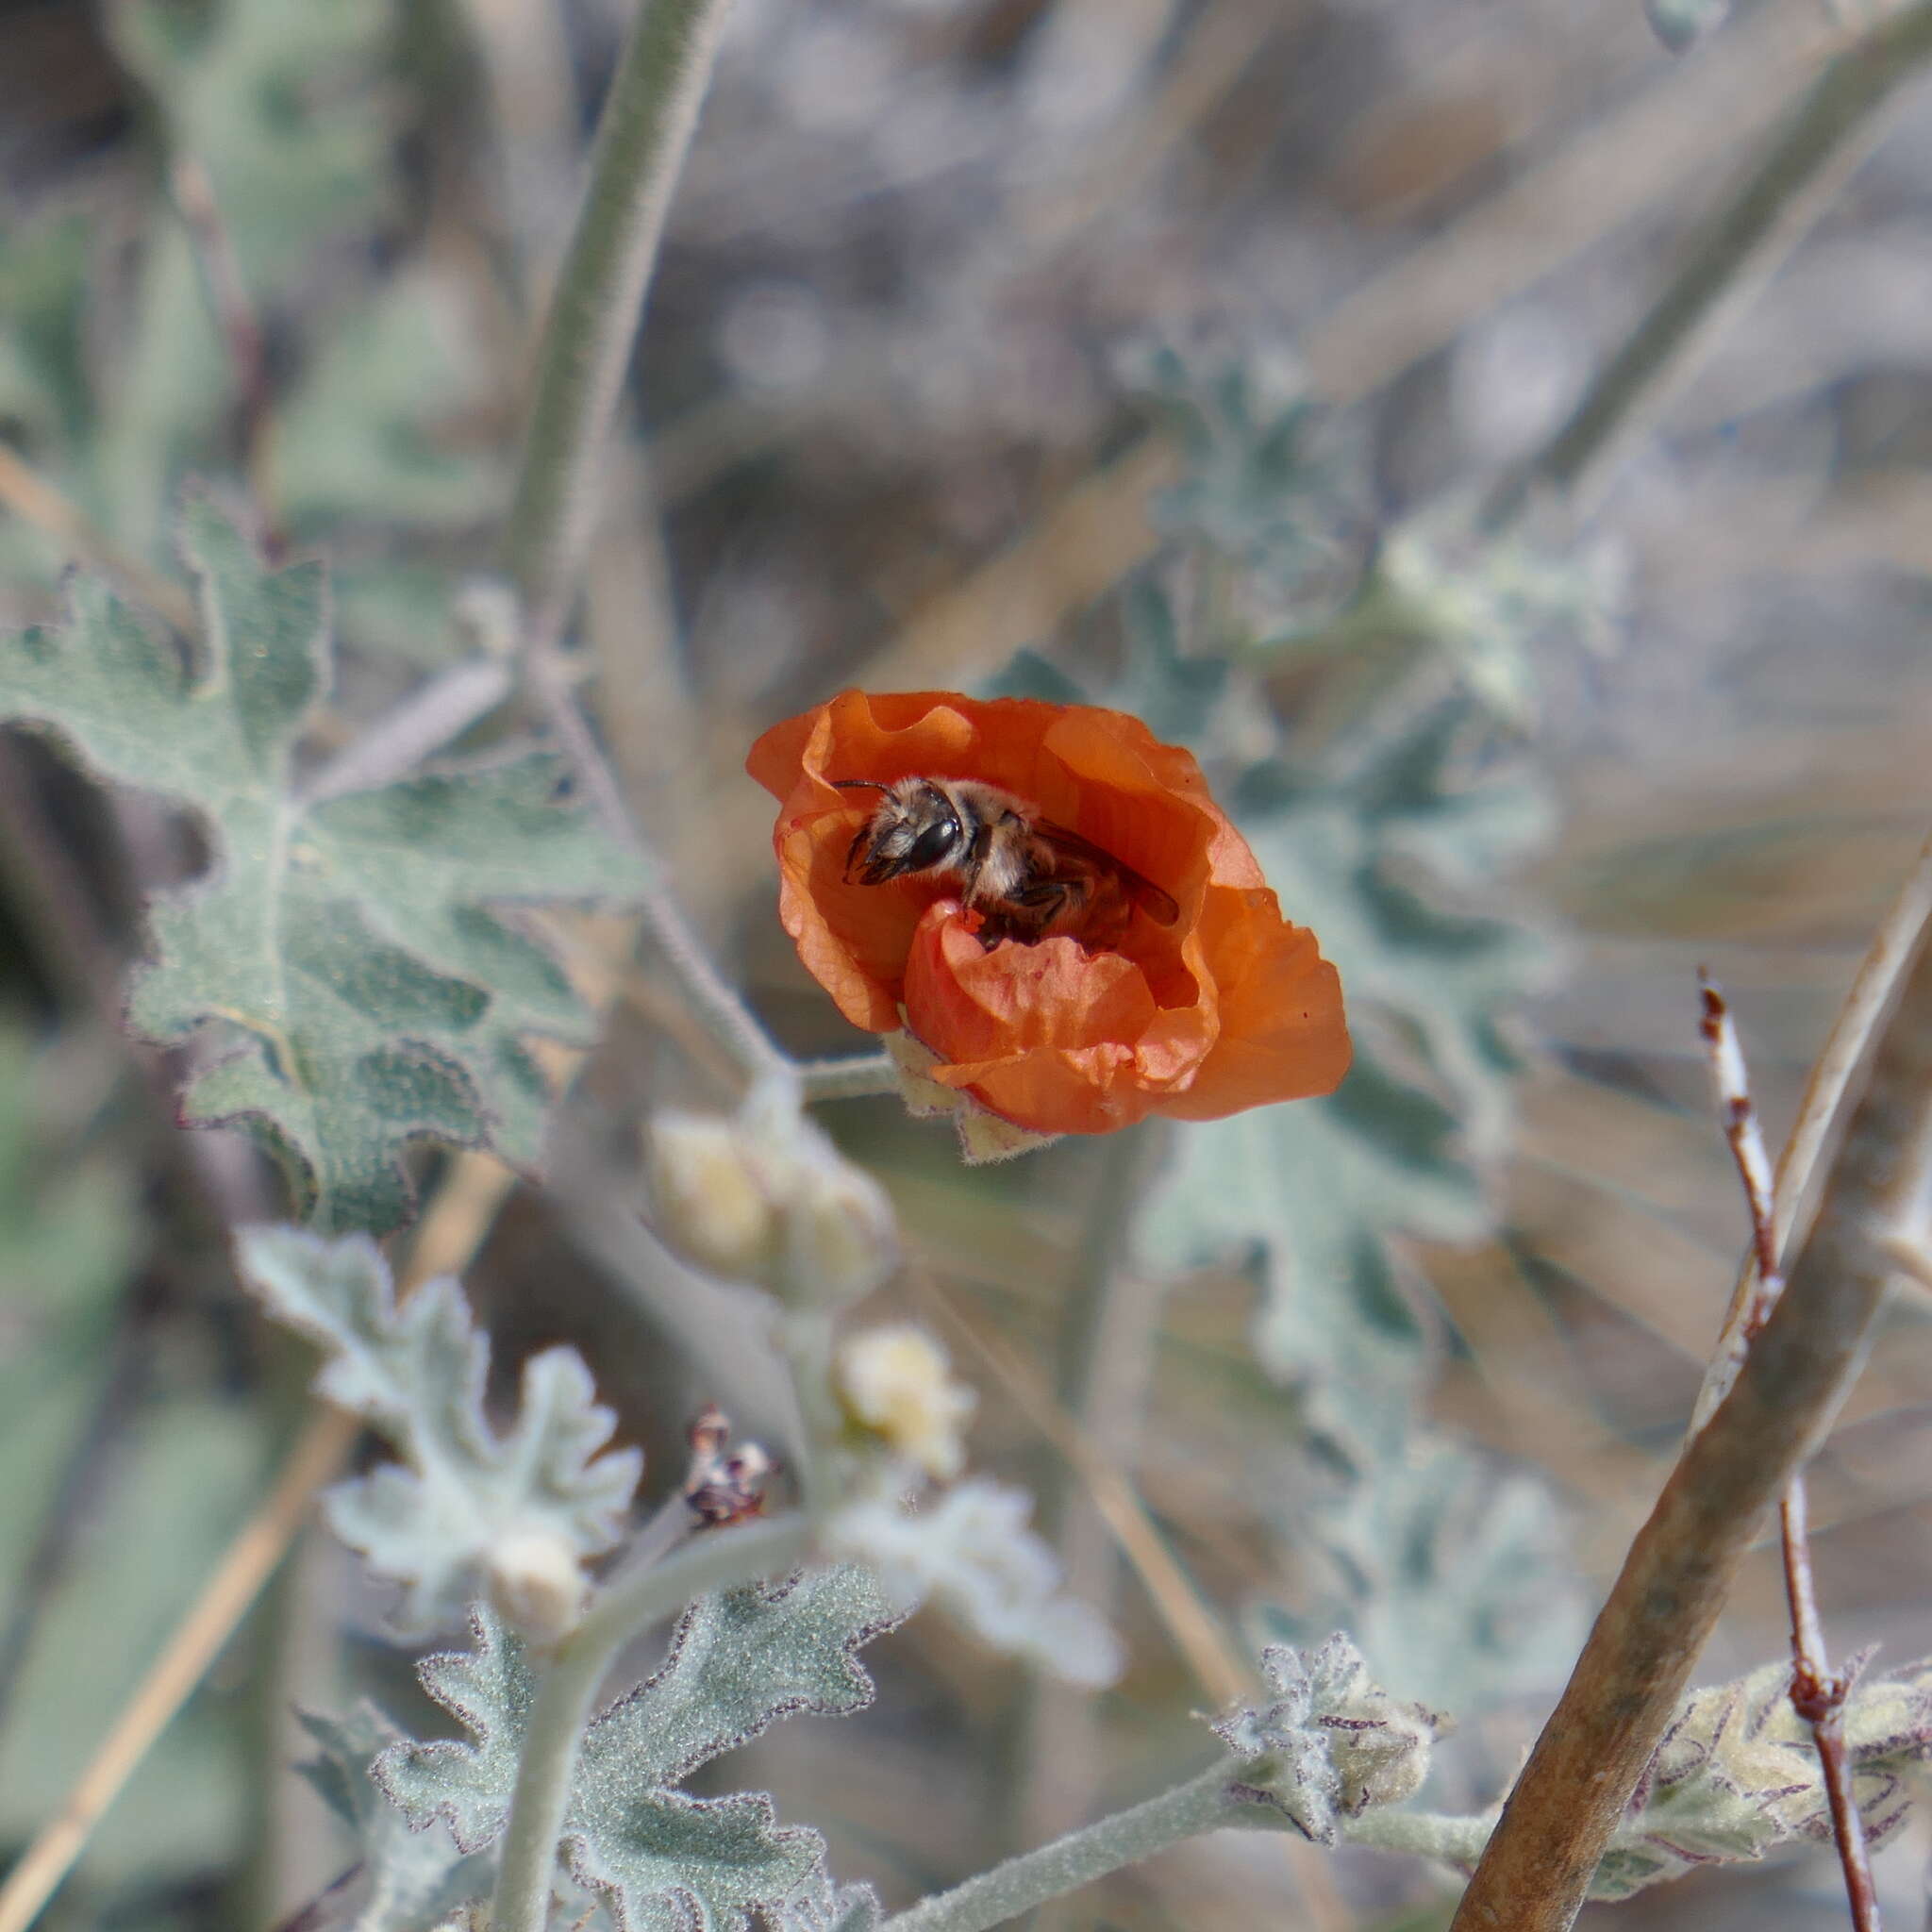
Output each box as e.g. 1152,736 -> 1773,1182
843,820 -> 874,882
1007,876 -> 1089,941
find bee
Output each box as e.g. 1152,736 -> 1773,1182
832,775 -> 1179,947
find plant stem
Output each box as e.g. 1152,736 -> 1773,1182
880,1757 -> 1249,1932
1341,1807 -> 1492,1868
1016,1127 -> 1173,1853
298,658 -> 516,806
488,1512 -> 809,1932
1698,976 -> 1880,1927
1495,0 -> 1932,521
1448,905 -> 1932,1931
491,0 -> 781,1088
503,0 -> 736,648
0,1156 -> 516,1932
1698,833 -> 1932,1430
795,1052 -> 901,1103
525,645 -> 794,1089
1780,1474 -> 1880,1932
170,155 -> 278,556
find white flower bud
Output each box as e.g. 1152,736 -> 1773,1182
838,1324 -> 976,1480
647,1098 -> 899,1306
487,1526 -> 589,1644
781,1141 -> 899,1307
645,1112 -> 778,1281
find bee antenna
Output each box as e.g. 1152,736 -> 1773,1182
828,778 -> 890,793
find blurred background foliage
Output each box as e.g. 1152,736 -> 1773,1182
5,0 -> 1932,1926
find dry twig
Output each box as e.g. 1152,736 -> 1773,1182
0,1152 -> 519,1932
1699,974 -> 1878,1932
1449,854 -> 1932,1931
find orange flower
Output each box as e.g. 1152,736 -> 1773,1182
747,690 -> 1349,1137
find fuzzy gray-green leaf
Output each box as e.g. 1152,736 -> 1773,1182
0,501 -> 643,1233
584,1568 -> 902,1787
374,1605 -> 534,1851
297,1705 -> 494,1931
237,1225 -> 640,1631
375,1573 -> 899,1929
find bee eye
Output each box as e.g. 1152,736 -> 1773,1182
904,818 -> 959,872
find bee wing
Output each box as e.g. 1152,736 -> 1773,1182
1035,821 -> 1180,926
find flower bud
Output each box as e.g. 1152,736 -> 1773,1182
781,1139 -> 898,1307
838,1324 -> 975,1480
487,1526 -> 589,1644
1212,1634 -> 1439,1843
1330,1692 -> 1436,1815
646,1104 -> 899,1307
645,1111 -> 778,1281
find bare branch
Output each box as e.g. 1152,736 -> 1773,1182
1448,886 -> 1932,1931
1702,975 -> 1880,1932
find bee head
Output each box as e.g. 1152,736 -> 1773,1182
833,778 -> 965,886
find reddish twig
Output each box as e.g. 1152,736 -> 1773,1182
1700,974 -> 1879,1932
170,157 -> 280,557
1448,908 -> 1932,1929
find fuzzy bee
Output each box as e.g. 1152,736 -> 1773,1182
833,775 -> 1179,947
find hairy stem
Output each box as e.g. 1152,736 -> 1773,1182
525,613 -> 792,1090
1497,0 -> 1932,518
1342,1807 -> 1491,1867
491,0 -> 782,1088
503,0 -> 736,646
1449,908 -> 1932,1930
795,1052 -> 901,1103
298,658 -> 516,806
1016,1127 -> 1172,1854
880,1757 -> 1250,1932
488,1512 -> 809,1932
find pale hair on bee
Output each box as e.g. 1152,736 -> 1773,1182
832,774 -> 1179,947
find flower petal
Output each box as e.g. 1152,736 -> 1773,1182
747,691 -> 1349,1137
1158,885 -> 1350,1119
905,902 -> 1214,1135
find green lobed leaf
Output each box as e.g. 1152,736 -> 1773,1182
376,1570 -> 900,1930
992,347 -> 1573,1716
586,1567 -> 902,1785
1133,345 -> 1358,591
1142,696 -> 1552,1467
771,1871 -> 884,1932
111,0 -> 394,286
987,576 -> 1228,749
0,217 -> 92,459
1252,1433 -> 1586,1711
296,1705 -> 494,1931
275,270 -> 500,538
0,500 -> 645,1233
236,1224 -> 641,1632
